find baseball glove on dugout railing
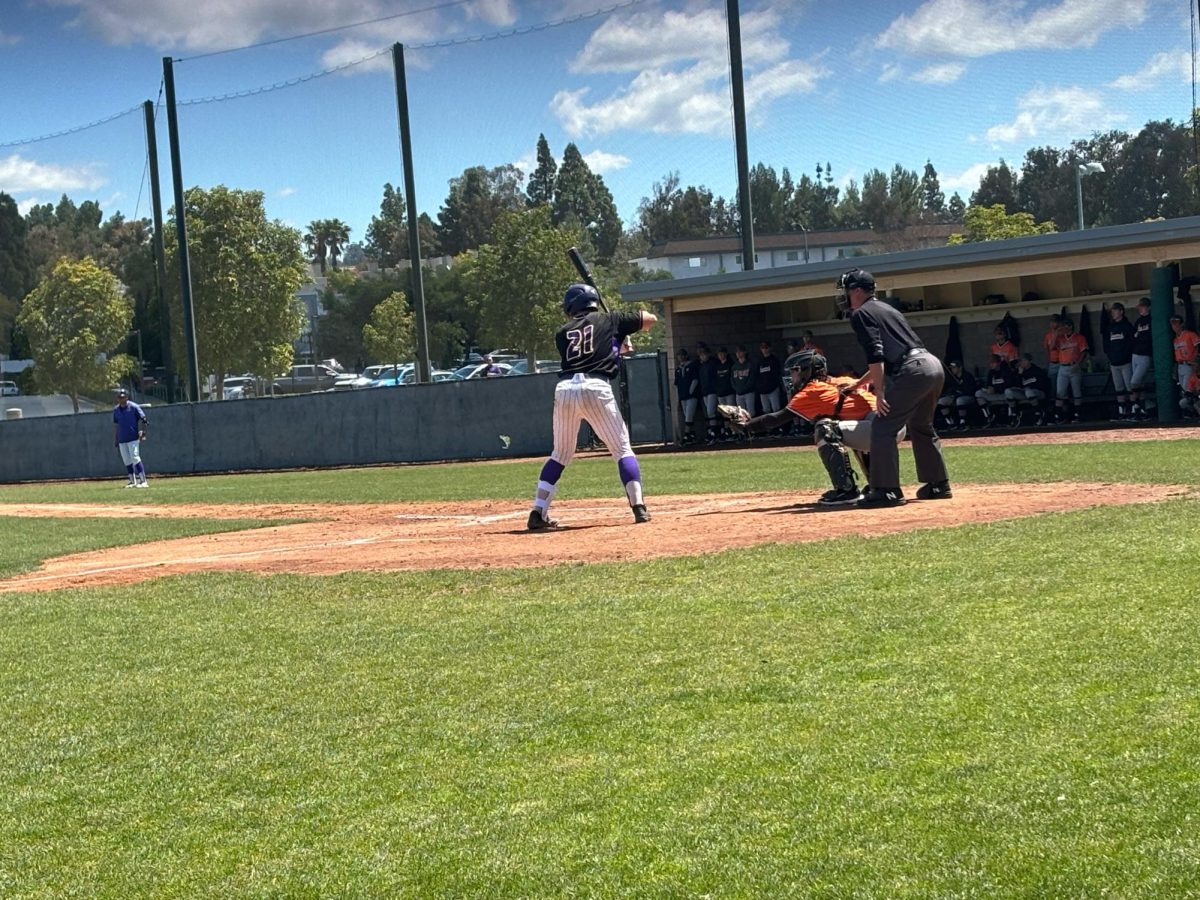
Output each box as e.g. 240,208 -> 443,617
717,404 -> 751,433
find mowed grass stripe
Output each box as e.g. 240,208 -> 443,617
1,499 -> 1198,896
0,438 -> 1196,506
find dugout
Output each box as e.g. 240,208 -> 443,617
621,216 -> 1200,432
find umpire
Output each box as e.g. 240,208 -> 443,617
836,268 -> 951,507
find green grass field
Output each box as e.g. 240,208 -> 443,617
1,439 -> 1197,897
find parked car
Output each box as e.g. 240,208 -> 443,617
505,359 -> 561,376
365,364 -> 416,388
273,364 -> 340,394
222,375 -> 258,400
0,380 -> 19,397
451,362 -> 513,380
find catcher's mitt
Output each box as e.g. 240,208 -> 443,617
717,404 -> 751,433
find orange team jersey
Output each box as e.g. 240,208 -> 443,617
1044,328 -> 1060,363
1056,332 -> 1088,365
1173,329 -> 1200,363
787,376 -> 876,422
1186,371 -> 1200,394
991,339 -> 1020,363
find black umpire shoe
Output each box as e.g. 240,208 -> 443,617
818,488 -> 862,506
527,509 -> 559,531
632,504 -> 651,524
857,487 -> 906,508
915,480 -> 953,500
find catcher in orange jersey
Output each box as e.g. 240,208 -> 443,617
720,350 -> 905,505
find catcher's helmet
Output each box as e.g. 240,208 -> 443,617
784,349 -> 827,391
835,268 -> 876,312
563,283 -> 600,317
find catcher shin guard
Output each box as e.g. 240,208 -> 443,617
814,420 -> 858,493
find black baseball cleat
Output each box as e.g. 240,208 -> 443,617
632,504 -> 651,524
527,509 -> 559,531
857,487 -> 906,508
818,488 -> 862,506
915,480 -> 953,500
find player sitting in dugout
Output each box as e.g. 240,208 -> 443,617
720,350 -> 905,506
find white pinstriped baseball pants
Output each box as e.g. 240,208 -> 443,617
551,374 -> 633,465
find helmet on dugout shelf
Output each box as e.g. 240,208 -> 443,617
563,283 -> 601,317
784,349 -> 827,390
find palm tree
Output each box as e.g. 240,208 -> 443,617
323,219 -> 351,271
304,221 -> 329,274
303,219 -> 352,274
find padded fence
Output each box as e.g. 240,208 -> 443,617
0,357 -> 670,483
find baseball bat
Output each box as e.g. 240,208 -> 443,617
566,246 -> 610,312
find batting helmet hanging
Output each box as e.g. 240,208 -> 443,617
563,283 -> 601,317
784,349 -> 827,391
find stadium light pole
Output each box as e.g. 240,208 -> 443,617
1075,161 -> 1104,230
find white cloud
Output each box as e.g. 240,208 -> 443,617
940,161 -> 999,193
879,0 -> 1149,58
554,7 -> 828,138
877,61 -> 966,84
16,197 -> 42,215
0,154 -> 106,194
511,151 -> 536,176
582,150 -> 630,174
49,0 -> 478,53
1108,50 -> 1191,90
983,85 -> 1123,144
277,186 -> 297,197
910,62 -> 967,84
571,6 -> 788,73
0,30 -> 20,45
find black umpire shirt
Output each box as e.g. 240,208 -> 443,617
849,298 -> 925,370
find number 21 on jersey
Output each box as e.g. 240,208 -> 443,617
566,324 -> 595,360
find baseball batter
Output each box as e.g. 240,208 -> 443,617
112,388 -> 149,487
527,284 -> 657,530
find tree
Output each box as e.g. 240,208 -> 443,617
920,161 -> 946,221
747,163 -> 784,233
0,192 -> 35,357
551,144 -> 621,262
946,193 -> 967,223
362,291 -> 416,374
527,133 -> 557,207
437,164 -> 525,255
470,205 -> 577,367
1107,119 -> 1198,224
947,204 -> 1056,244
638,172 -> 716,243
365,183 -> 439,267
16,256 -> 133,412
860,169 -> 890,229
835,180 -> 865,228
304,218 -> 351,274
165,186 -> 306,395
971,160 -> 1018,212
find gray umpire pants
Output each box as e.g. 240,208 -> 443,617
869,350 -> 949,490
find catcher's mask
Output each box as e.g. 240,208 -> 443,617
834,268 -> 875,313
562,283 -> 601,317
784,349 -> 827,391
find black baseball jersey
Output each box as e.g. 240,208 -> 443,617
1102,316 -> 1135,366
984,365 -> 1015,393
730,358 -> 755,394
754,353 -> 783,393
942,368 -> 978,397
674,358 -> 701,399
850,298 -> 925,367
714,359 -> 734,395
698,356 -> 720,394
1020,363 -> 1051,394
1132,313 -> 1153,356
556,309 -> 643,379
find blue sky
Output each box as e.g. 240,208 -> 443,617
0,0 -> 1195,243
